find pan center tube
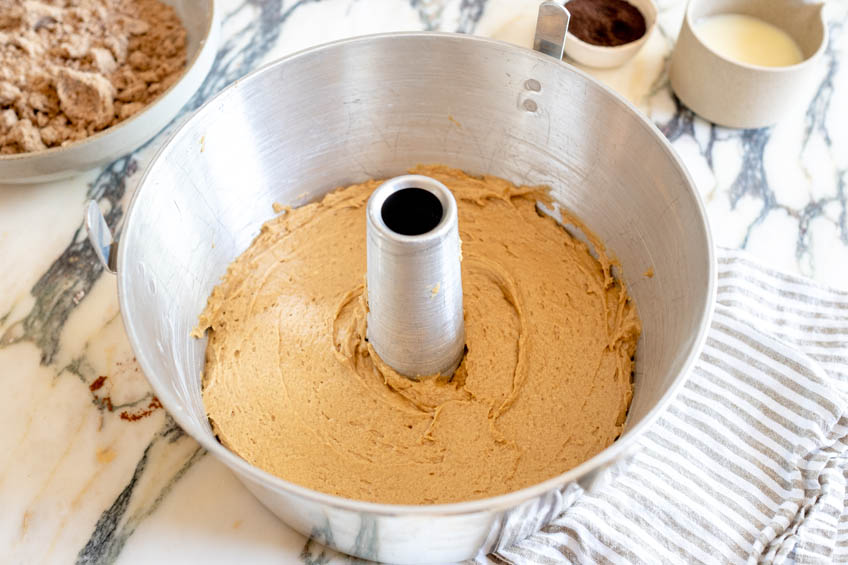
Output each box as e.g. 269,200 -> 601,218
365,175 -> 466,379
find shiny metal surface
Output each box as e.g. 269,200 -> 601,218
533,0 -> 570,59
85,201 -> 117,274
116,33 -> 715,564
366,175 -> 465,378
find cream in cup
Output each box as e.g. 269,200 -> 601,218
670,0 -> 827,129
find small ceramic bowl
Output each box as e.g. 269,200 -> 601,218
0,0 -> 220,184
564,0 -> 658,68
669,0 -> 827,129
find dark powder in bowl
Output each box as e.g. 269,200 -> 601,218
565,0 -> 647,47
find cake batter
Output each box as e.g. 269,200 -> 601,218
194,165 -> 640,504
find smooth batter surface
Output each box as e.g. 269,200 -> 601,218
195,165 -> 640,504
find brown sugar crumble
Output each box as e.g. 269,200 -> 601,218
565,0 -> 647,47
0,0 -> 187,154
88,374 -> 163,422
119,396 -> 163,422
88,374 -> 108,391
89,375 -> 114,412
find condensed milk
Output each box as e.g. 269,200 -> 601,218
695,13 -> 804,67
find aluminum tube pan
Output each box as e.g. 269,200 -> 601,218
365,175 -> 466,378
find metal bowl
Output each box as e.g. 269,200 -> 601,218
104,32 -> 713,564
0,0 -> 219,184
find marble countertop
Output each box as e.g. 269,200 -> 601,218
1,0 -> 846,563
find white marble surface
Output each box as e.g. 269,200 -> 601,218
1,0 -> 846,563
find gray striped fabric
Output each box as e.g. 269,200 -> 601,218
481,248 -> 848,564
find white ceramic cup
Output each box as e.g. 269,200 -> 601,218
669,0 -> 827,129
564,0 -> 658,68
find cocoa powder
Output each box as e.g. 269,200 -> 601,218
0,0 -> 187,154
565,0 -> 647,48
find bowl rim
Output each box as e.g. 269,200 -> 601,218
0,0 -> 216,162
119,30 -> 716,517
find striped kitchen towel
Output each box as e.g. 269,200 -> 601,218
483,247 -> 848,564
